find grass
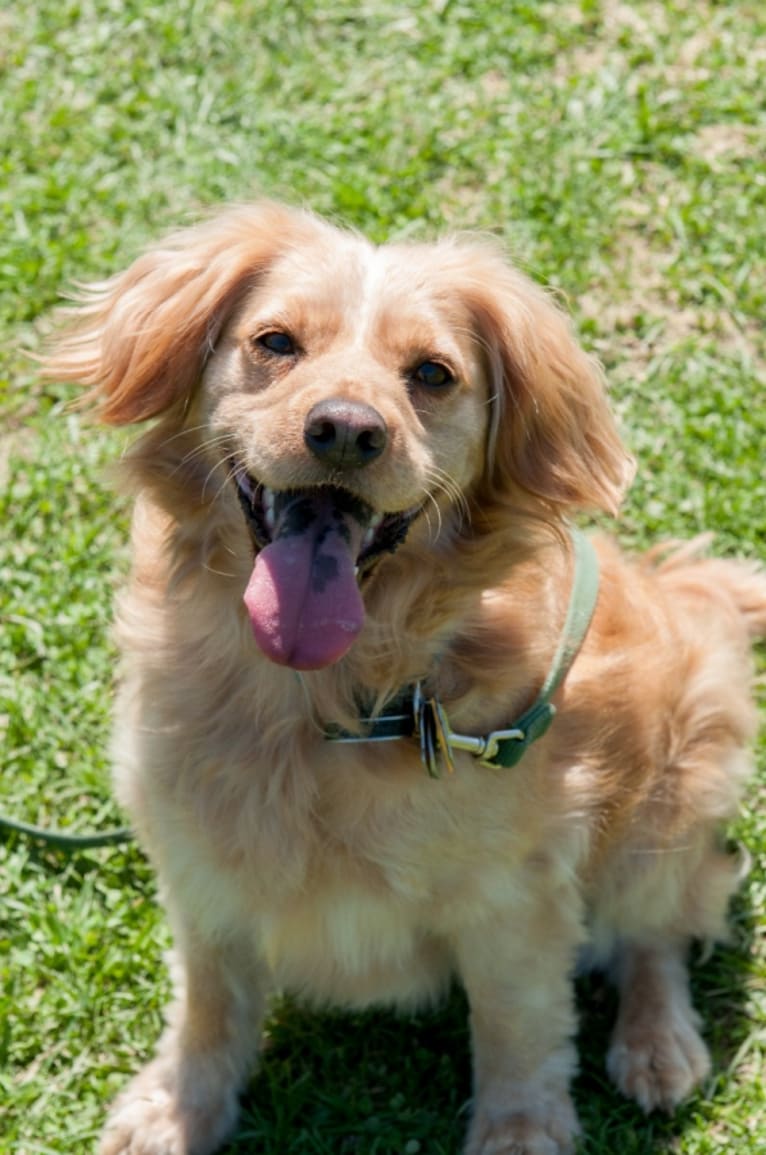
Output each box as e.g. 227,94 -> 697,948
1,1 -> 764,1152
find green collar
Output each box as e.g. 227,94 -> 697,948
325,527 -> 600,777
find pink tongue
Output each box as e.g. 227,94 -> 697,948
243,493 -> 366,670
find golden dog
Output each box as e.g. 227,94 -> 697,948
49,202 -> 766,1155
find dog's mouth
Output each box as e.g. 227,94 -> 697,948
233,465 -> 421,670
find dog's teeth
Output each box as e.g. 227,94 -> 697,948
238,471 -> 254,501
263,487 -> 276,531
360,515 -> 384,553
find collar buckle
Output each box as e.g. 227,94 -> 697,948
413,682 -> 525,775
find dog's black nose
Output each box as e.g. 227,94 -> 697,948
304,399 -> 388,469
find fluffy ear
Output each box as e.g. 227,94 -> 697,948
443,242 -> 633,516
44,201 -> 317,425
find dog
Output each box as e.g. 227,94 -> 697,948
47,201 -> 766,1155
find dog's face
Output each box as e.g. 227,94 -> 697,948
206,236 -> 490,506
48,202 -> 632,671
202,236 -> 492,668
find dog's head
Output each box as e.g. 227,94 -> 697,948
48,202 -> 632,670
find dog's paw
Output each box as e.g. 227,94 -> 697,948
98,1059 -> 239,1155
606,1013 -> 711,1113
99,1085 -> 187,1155
465,1097 -> 580,1155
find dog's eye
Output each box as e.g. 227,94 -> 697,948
256,331 -> 296,356
412,361 -> 454,390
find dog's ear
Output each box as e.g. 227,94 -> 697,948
448,244 -> 633,517
44,202 -> 315,425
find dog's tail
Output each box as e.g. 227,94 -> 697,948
646,534 -> 766,642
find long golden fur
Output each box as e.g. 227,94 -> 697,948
48,202 -> 766,1155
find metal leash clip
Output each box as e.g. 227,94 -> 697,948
413,683 -> 525,777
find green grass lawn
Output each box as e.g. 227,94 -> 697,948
1,2 -> 764,1152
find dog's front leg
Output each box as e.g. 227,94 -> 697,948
455,896 -> 584,1155
100,925 -> 269,1155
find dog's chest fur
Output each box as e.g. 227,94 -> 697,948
117,657 -> 572,1006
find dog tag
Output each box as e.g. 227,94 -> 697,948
429,696 -> 457,775
416,694 -> 456,777
418,698 -> 440,777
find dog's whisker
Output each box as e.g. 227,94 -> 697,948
200,458 -> 227,503
201,561 -> 239,578
173,433 -> 233,475
427,462 -> 469,508
422,492 -> 444,544
158,423 -> 218,448
424,466 -> 470,535
206,460 -> 243,508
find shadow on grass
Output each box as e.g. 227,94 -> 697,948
223,898 -> 756,1155
230,992 -> 471,1155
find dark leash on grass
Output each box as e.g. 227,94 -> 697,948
0,811 -> 134,849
